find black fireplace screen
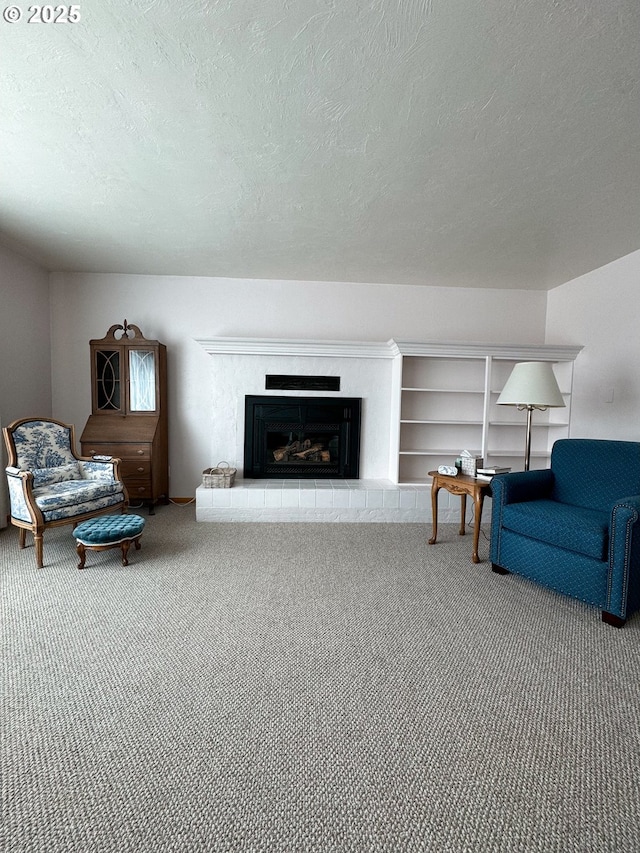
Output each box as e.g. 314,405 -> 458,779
244,396 -> 362,479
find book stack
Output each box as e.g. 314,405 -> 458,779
475,465 -> 511,481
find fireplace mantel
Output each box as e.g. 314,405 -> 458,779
195,337 -> 582,362
195,336 -> 394,359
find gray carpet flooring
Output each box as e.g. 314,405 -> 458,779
2,506 -> 639,852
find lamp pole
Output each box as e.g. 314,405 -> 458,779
524,405 -> 534,471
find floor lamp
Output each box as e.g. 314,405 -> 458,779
496,362 -> 565,471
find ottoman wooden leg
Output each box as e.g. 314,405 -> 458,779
121,536 -> 142,566
77,542 -> 87,570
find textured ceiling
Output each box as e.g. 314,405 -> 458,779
1,0 -> 639,289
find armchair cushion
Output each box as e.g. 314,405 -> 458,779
32,462 -> 81,487
500,499 -> 609,561
35,479 -> 125,513
11,420 -> 78,470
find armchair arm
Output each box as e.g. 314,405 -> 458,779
607,496 -> 640,618
5,467 -> 41,524
77,456 -> 122,482
490,470 -> 555,566
490,469 -> 555,507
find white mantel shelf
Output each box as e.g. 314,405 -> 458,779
196,337 -> 583,362
195,336 -> 393,359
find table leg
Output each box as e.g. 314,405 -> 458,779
428,481 -> 440,545
459,494 -> 467,536
472,491 -> 485,564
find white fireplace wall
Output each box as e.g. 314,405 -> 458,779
48,272 -> 549,497
209,352 -> 392,479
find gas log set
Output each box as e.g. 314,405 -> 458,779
272,438 -> 330,464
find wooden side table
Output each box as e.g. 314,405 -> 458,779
427,470 -> 491,563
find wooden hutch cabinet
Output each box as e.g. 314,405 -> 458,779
81,321 -> 168,513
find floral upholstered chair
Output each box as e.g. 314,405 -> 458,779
3,417 -> 128,567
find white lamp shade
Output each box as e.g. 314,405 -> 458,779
497,362 -> 565,408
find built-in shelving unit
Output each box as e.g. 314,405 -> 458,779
389,342 -> 583,485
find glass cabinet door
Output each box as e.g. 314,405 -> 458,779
95,349 -> 122,412
129,349 -> 156,411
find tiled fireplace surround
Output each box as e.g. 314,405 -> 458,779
195,337 -> 460,524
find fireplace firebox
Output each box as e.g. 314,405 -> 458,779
244,396 -> 361,479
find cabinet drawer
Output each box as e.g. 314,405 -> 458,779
120,460 -> 151,478
125,478 -> 152,498
84,443 -> 151,460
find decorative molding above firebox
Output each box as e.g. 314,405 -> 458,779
195,337 -> 583,362
195,336 -> 394,359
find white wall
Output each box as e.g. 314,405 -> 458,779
0,245 -> 51,525
50,273 -> 548,497
0,245 -> 52,423
546,249 -> 640,441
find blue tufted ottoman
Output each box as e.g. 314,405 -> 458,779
74,514 -> 145,569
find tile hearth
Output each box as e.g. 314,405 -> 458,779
196,479 -> 431,522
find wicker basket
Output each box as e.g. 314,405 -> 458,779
202,461 -> 237,488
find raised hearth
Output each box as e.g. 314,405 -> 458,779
196,478 -> 430,522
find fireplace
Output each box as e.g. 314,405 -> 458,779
244,395 -> 362,479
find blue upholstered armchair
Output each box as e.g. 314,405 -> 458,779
490,439 -> 640,627
3,418 -> 128,568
